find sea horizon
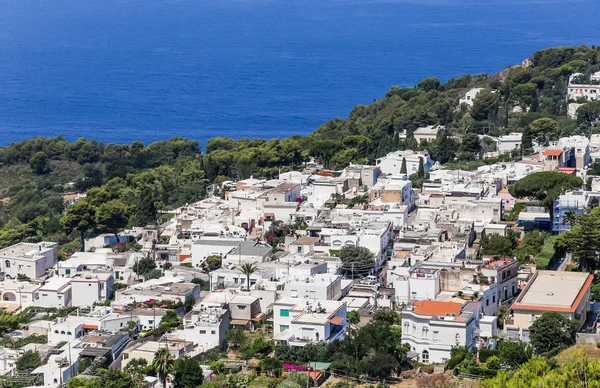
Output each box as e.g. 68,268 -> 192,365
1,0 -> 598,148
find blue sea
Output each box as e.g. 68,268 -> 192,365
0,0 -> 598,148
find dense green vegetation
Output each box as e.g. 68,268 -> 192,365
482,354 -> 600,388
509,171 -> 583,212
555,206 -> 600,271
1,45 -> 599,250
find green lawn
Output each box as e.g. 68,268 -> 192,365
536,235 -> 557,269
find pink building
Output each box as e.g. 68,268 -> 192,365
498,190 -> 516,211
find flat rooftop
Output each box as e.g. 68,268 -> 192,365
514,271 -> 593,311
0,242 -> 55,258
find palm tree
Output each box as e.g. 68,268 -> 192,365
239,263 -> 259,291
153,348 -> 174,388
562,210 -> 578,228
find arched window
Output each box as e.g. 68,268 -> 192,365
455,333 -> 461,344
54,330 -> 59,334
60,331 -> 65,335
422,350 -> 429,363
67,331 -> 72,335
4,260 -> 9,268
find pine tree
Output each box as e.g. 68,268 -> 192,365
417,157 -> 425,179
400,157 -> 407,174
393,132 -> 400,149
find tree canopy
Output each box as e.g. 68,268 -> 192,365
509,171 -> 583,210
529,311 -> 577,353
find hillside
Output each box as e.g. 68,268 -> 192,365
1,44 -> 600,250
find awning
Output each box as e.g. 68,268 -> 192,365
230,319 -> 249,325
264,213 -> 275,217
83,324 -> 98,330
329,316 -> 345,325
251,313 -> 265,322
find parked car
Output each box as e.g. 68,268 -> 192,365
139,328 -> 153,338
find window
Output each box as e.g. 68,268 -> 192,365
65,269 -> 70,275
422,350 -> 429,363
238,305 -> 246,310
421,326 -> 429,339
486,299 -> 489,307
280,309 -> 289,317
280,325 -> 289,332
200,330 -> 206,334
4,260 -> 9,268
455,334 -> 460,345
297,247 -> 302,254
433,331 -> 439,343
492,295 -> 496,303
211,330 -> 216,335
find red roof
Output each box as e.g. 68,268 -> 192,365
558,167 -> 577,175
329,316 -> 345,325
412,300 -> 462,317
543,149 -> 563,157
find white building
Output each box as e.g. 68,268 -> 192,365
191,238 -> 271,268
0,242 -> 58,280
281,274 -> 343,301
48,317 -> 85,345
459,88 -> 484,108
70,272 -> 114,307
178,295 -> 231,351
392,267 -> 441,304
496,133 -> 522,155
36,277 -> 72,309
0,280 -> 40,310
272,298 -> 347,347
557,135 -> 591,169
376,150 -> 435,176
401,300 -> 477,364
567,83 -> 600,101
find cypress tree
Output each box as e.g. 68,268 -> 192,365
521,127 -> 534,155
400,157 -> 407,174
417,157 -> 425,179
137,186 -> 157,225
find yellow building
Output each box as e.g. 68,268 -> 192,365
511,271 -> 593,337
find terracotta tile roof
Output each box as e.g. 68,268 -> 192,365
412,300 -> 462,317
543,149 -> 563,157
329,316 -> 345,325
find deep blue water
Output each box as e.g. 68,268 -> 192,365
0,0 -> 598,148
